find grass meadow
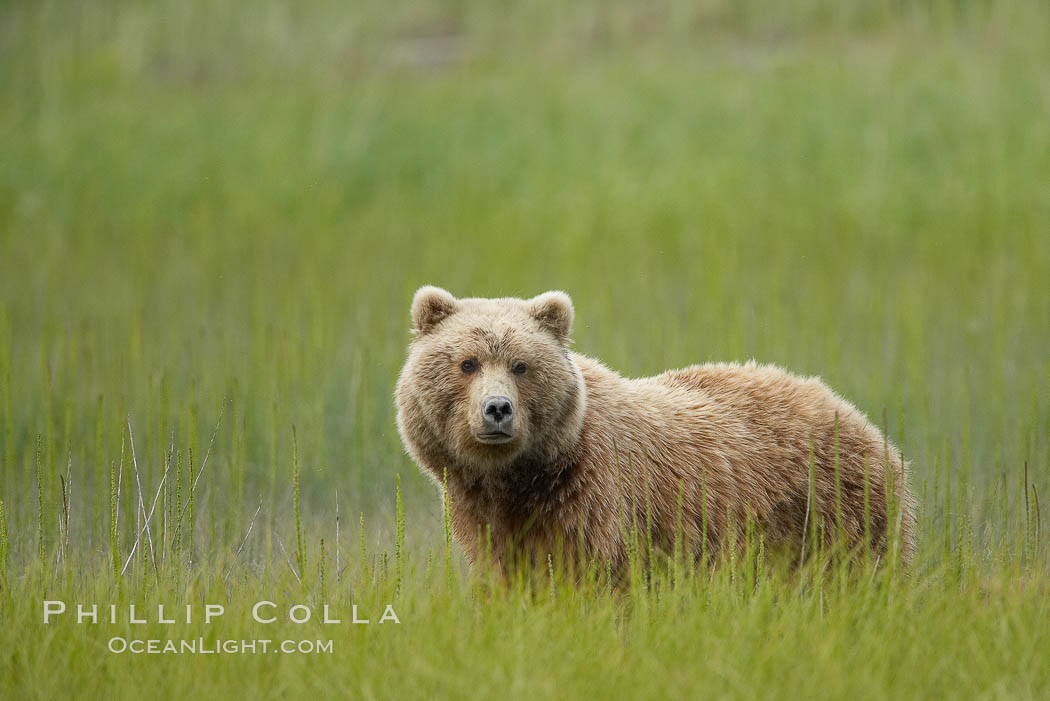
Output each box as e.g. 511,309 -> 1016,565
2,0 -> 1050,697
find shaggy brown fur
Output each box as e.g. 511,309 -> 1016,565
396,287 -> 917,574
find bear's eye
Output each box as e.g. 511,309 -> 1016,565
511,361 -> 528,376
460,358 -> 479,374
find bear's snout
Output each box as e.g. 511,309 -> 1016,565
478,395 -> 515,443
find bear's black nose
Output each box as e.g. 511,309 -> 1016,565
482,396 -> 514,428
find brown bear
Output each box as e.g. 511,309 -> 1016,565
395,286 -> 917,575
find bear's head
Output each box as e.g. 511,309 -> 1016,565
395,286 -> 587,478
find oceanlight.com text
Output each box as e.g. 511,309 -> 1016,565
107,637 -> 334,655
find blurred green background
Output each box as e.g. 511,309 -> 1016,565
1,0 -> 1048,559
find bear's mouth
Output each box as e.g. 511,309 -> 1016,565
475,431 -> 515,445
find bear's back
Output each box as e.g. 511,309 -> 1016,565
650,360 -> 865,430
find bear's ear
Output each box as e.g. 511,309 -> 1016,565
528,291 -> 574,343
411,286 -> 458,335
